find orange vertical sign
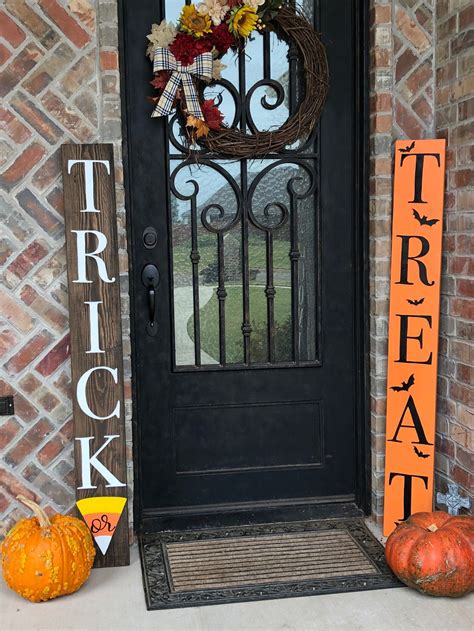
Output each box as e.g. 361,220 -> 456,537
383,139 -> 446,536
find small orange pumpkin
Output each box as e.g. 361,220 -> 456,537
1,495 -> 95,602
385,511 -> 474,597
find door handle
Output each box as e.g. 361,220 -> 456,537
147,286 -> 156,325
141,264 -> 160,336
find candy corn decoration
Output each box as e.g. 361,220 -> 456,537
76,497 -> 127,555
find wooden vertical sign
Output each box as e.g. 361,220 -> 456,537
383,139 -> 446,536
61,144 -> 129,567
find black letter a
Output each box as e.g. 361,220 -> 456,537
389,395 -> 432,445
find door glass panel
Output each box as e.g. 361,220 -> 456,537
165,0 -> 319,369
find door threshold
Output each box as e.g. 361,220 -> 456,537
140,496 -> 362,533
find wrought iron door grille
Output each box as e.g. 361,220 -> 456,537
165,1 -> 321,370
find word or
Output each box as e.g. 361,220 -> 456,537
90,514 -> 116,534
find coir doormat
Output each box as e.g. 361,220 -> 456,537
139,518 -> 401,609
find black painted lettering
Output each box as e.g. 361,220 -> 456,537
400,153 -> 441,204
388,395 -> 432,445
389,472 -> 429,522
396,314 -> 433,364
395,235 -> 434,286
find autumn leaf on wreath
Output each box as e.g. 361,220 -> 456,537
150,71 -> 171,91
186,115 -> 210,138
201,99 -> 224,130
211,58 -> 227,81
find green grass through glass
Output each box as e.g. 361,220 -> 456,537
187,285 -> 292,365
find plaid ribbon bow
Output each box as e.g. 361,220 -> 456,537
152,47 -> 213,120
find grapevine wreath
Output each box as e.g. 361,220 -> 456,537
147,0 -> 329,158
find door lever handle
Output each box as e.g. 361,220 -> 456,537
147,286 -> 156,325
141,264 -> 160,336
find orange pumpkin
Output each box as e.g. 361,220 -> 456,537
385,511 -> 474,597
1,495 -> 95,602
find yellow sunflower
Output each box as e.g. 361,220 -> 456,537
180,4 -> 212,38
229,6 -> 258,38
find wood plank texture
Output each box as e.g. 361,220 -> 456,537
61,144 -> 129,568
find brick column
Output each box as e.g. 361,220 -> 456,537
369,0 -> 437,523
369,0 -> 394,521
434,0 -> 473,507
369,0 -> 472,521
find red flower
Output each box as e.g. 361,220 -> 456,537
201,99 -> 224,131
169,32 -> 213,66
150,71 -> 171,91
209,22 -> 236,55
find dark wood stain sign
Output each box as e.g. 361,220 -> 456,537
383,139 -> 446,536
61,144 -> 129,567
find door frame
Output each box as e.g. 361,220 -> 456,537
118,0 -> 371,532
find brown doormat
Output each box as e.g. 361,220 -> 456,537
139,519 -> 401,609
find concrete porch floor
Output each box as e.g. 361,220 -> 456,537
2,543 -> 472,631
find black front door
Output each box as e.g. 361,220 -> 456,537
121,1 -> 368,525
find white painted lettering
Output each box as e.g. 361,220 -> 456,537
72,230 -> 115,284
76,366 -> 120,420
85,301 -> 105,354
67,159 -> 110,213
76,435 -> 126,489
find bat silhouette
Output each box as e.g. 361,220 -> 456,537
399,141 -> 415,153
413,209 -> 439,227
414,446 -> 430,459
390,373 -> 415,392
407,298 -> 425,306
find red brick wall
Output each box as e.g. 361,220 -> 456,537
370,0 -> 472,521
0,1 -> 472,536
434,0 -> 473,508
0,0 -> 132,537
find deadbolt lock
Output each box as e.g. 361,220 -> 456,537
143,227 -> 157,249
